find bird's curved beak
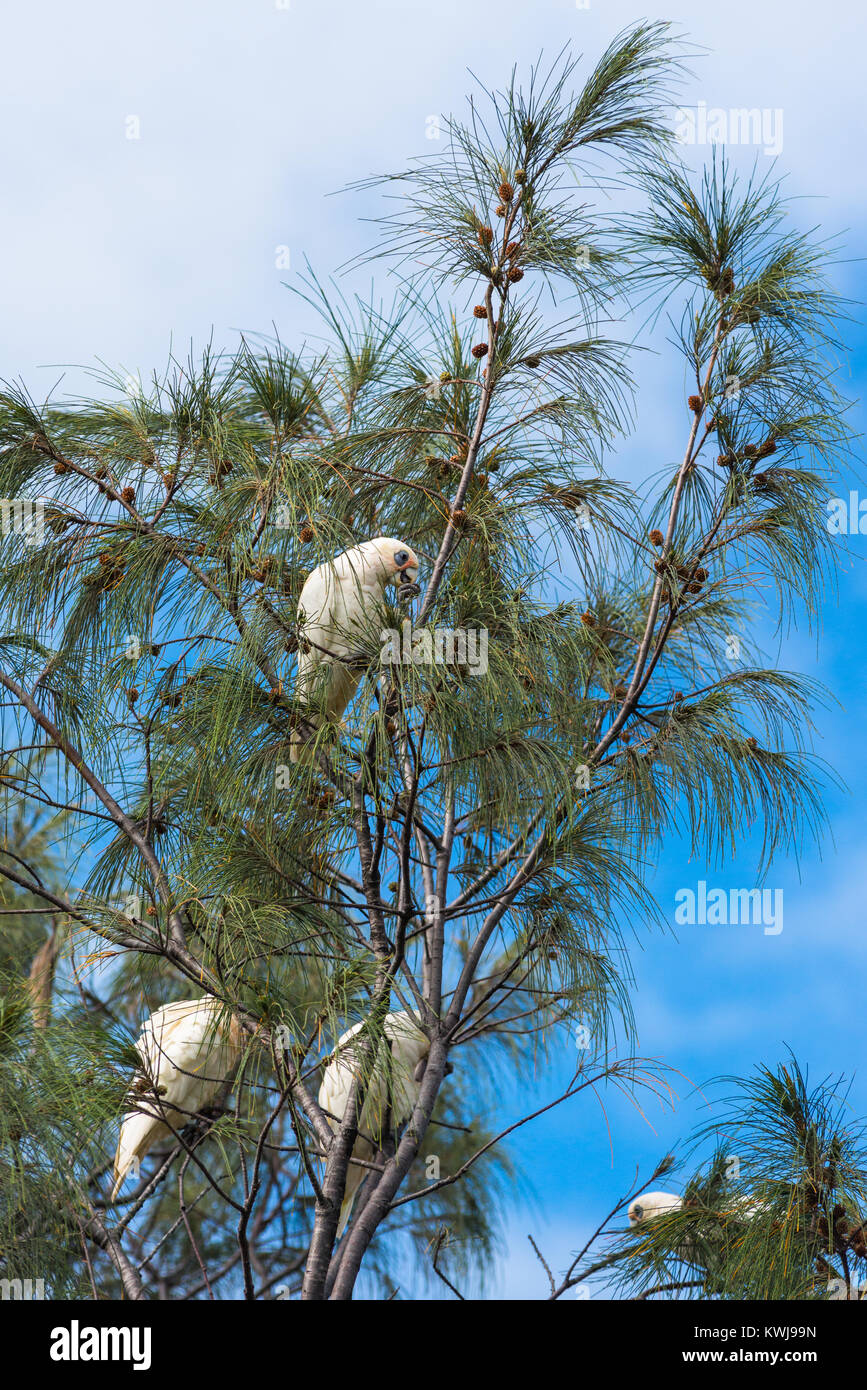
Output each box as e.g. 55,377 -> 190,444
397,565 -> 420,601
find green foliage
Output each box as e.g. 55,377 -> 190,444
602,1058 -> 867,1301
0,25 -> 852,1298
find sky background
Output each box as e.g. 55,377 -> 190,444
2,0 -> 864,1297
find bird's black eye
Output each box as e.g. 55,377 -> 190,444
394,550 -> 410,567
632,1205 -> 643,1220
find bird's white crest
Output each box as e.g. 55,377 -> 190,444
318,1010 -> 430,1235
290,538 -> 420,764
111,998 -> 243,1202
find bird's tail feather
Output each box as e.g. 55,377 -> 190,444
111,1146 -> 141,1202
336,1194 -> 355,1238
111,1112 -> 160,1202
336,1158 -> 367,1237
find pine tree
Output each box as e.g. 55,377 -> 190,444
547,1058 -> 867,1301
0,24 -> 851,1298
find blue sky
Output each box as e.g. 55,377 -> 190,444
2,0 -> 864,1297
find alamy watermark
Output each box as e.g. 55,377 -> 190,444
50,1322 -> 151,1370
1,1277 -> 45,1299
380,620 -> 488,675
674,102 -> 783,157
0,498 -> 44,545
827,492 -> 867,535
675,880 -> 783,936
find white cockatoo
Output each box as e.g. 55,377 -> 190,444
290,537 -> 420,763
112,998 -> 244,1201
628,1189 -> 705,1269
318,1010 -> 430,1236
629,1190 -> 773,1278
628,1190 -> 684,1225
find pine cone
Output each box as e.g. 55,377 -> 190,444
299,526 -> 315,542
471,343 -> 488,359
477,226 -> 493,246
473,304 -> 487,318
649,529 -> 664,546
498,181 -> 514,202
120,486 -> 135,504
507,266 -> 524,282
688,394 -> 703,412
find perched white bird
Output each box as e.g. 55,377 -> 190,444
629,1189 -> 774,1278
628,1189 -> 707,1269
112,998 -> 243,1201
630,1191 -> 867,1298
628,1190 -> 684,1226
318,1010 -> 430,1236
290,537 -> 420,763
